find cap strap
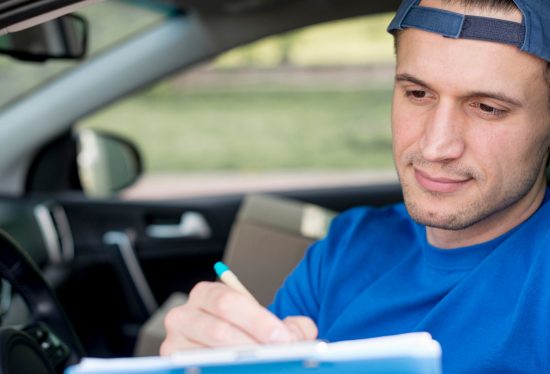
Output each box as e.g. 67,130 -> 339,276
402,6 -> 525,47
460,15 -> 524,47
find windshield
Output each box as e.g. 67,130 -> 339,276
0,0 -> 171,109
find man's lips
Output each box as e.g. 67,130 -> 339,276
414,168 -> 472,193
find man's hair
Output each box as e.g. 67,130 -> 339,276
442,0 -> 517,11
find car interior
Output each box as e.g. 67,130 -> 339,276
0,0 -> 402,373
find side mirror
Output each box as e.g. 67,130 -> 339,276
76,130 -> 142,198
0,14 -> 87,62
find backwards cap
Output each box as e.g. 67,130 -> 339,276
387,0 -> 550,62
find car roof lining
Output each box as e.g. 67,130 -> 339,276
0,0 -> 97,31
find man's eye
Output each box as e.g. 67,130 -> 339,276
406,90 -> 427,99
473,102 -> 506,117
479,103 -> 496,113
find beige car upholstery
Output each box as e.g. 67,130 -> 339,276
134,194 -> 336,356
224,194 -> 336,306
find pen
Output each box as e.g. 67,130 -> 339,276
214,261 -> 257,302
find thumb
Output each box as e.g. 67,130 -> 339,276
283,316 -> 318,341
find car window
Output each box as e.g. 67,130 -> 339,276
79,13 -> 398,200
0,1 -> 168,109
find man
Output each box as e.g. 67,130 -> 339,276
161,0 -> 550,372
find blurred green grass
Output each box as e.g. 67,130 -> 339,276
83,85 -> 395,172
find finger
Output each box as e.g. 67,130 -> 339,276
160,337 -> 204,356
283,316 -> 318,341
160,305 -> 207,355
162,302 -> 254,350
183,307 -> 259,347
190,281 -> 295,344
159,333 -> 205,356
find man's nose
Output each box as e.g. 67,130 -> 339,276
419,102 -> 465,162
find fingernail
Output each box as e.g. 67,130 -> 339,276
269,327 -> 293,343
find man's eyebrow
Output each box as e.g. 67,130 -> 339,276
395,73 -> 523,108
464,91 -> 523,108
395,73 -> 432,89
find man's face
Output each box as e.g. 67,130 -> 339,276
392,1 -> 550,246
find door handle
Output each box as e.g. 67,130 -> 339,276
145,211 -> 212,239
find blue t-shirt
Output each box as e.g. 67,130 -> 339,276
269,191 -> 550,373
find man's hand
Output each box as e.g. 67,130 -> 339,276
159,281 -> 318,355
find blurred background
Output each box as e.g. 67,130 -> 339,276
0,1 -> 397,199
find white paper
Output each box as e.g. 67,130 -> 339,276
66,332 -> 441,373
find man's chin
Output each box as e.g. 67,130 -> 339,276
403,196 -> 480,231
409,213 -> 472,231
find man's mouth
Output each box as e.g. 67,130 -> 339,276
414,168 -> 472,193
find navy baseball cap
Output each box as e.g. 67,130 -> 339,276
387,0 -> 550,62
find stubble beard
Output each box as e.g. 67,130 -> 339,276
397,153 -> 543,231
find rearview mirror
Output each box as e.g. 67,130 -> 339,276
0,14 -> 87,62
76,130 -> 142,198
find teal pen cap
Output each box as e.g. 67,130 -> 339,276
214,261 -> 230,277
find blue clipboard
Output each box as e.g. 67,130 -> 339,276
66,332 -> 442,374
